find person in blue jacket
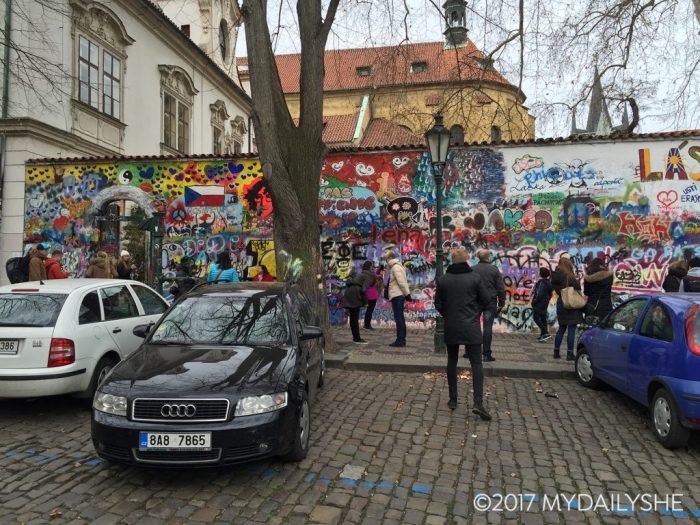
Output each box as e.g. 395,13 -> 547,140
207,251 -> 240,283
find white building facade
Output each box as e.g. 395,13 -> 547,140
0,0 -> 252,280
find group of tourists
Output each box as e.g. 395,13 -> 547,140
343,249 -> 700,421
25,244 -> 134,282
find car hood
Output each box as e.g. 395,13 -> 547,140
104,344 -> 293,397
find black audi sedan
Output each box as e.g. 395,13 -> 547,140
91,282 -> 325,466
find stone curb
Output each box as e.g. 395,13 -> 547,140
325,351 -> 577,379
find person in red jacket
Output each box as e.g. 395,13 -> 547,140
253,264 -> 275,282
45,249 -> 70,279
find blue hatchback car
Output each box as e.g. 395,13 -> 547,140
576,293 -> 700,449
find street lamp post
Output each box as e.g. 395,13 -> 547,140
425,113 -> 452,354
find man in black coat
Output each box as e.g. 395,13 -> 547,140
435,248 -> 492,420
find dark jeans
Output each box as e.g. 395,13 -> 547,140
554,323 -> 577,354
391,296 -> 406,344
533,309 -> 548,337
348,307 -> 361,341
447,344 -> 484,407
482,307 -> 497,358
364,300 -> 377,328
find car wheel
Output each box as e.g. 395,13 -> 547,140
281,392 -> 311,462
575,348 -> 600,388
651,388 -> 690,449
317,349 -> 325,388
86,356 -> 117,399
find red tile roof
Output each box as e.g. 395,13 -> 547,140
360,119 -> 425,148
238,41 -> 513,94
293,114 -> 359,144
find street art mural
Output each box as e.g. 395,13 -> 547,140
24,137 -> 700,332
24,159 -> 275,281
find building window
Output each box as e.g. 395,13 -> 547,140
450,125 -> 464,145
491,125 -> 502,143
356,66 -> 372,77
163,93 -> 190,153
233,140 -> 242,154
180,24 -> 190,37
78,36 -> 99,109
410,61 -> 427,73
72,2 -> 133,121
102,51 -> 121,118
219,20 -> 229,61
213,125 -> 224,155
160,65 -> 198,154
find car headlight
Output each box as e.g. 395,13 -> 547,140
235,393 -> 288,416
93,392 -> 127,417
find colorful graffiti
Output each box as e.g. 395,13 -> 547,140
24,137 -> 700,332
24,160 -> 274,280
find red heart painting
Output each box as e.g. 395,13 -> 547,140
657,190 -> 678,208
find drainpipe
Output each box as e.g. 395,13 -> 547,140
247,115 -> 252,153
0,0 -> 12,212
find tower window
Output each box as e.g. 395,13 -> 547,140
410,61 -> 427,73
491,126 -> 502,143
356,66 -> 372,77
450,125 -> 464,145
219,20 -> 228,61
180,24 -> 190,37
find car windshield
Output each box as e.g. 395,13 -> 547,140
149,292 -> 290,346
0,293 -> 66,327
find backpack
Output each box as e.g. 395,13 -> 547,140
5,253 -> 32,283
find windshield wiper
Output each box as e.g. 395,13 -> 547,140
148,340 -> 183,346
0,322 -> 44,327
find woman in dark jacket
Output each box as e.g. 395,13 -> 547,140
583,258 -> 613,320
343,267 -> 376,344
662,260 -> 689,292
551,255 -> 584,360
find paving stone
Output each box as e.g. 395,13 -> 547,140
309,505 -> 343,525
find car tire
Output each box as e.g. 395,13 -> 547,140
281,391 -> 311,462
317,349 -> 325,388
86,356 -> 118,400
575,348 -> 600,388
651,388 -> 690,449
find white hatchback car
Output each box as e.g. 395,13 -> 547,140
0,279 -> 169,398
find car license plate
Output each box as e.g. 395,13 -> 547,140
0,340 -> 18,355
139,432 -> 211,451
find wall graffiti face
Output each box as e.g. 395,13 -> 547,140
24,160 -> 275,280
25,137 -> 700,332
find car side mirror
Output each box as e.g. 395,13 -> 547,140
300,326 -> 323,341
133,324 -> 151,338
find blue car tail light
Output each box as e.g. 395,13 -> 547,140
686,305 -> 700,356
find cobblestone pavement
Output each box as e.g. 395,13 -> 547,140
2,370 -> 700,524
331,326 -> 572,367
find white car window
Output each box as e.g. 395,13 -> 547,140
100,286 -> 139,321
131,285 -> 168,316
79,291 -> 102,324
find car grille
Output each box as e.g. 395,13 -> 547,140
131,398 -> 230,422
133,449 -> 222,464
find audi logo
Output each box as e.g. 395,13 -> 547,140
160,403 -> 197,418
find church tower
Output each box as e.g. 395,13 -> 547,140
443,0 -> 468,48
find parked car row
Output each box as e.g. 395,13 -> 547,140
0,279 -> 326,466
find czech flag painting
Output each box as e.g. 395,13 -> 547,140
185,185 -> 225,207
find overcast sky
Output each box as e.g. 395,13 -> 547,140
234,0 -> 700,138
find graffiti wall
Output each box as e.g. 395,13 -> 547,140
24,160 -> 275,280
24,136 -> 700,332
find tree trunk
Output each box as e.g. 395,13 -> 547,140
240,0 -> 340,351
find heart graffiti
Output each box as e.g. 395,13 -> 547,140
656,190 -> 678,209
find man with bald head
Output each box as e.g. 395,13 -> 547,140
471,249 -> 506,362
